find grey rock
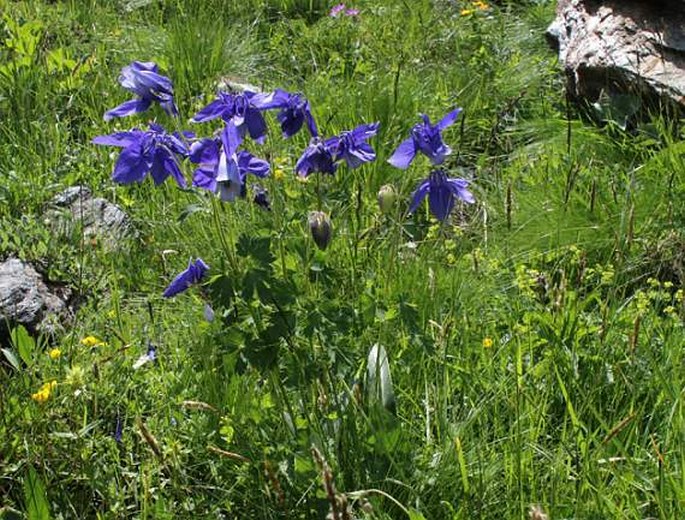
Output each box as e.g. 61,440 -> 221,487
51,185 -> 92,207
0,258 -> 71,338
46,186 -> 134,248
216,76 -> 262,94
547,0 -> 685,108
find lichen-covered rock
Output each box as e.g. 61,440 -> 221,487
0,258 -> 71,339
46,186 -> 134,248
546,0 -> 685,108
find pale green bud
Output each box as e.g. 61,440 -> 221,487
377,184 -> 396,214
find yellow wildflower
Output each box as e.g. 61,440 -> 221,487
48,348 -> 61,360
461,8 -> 473,16
482,337 -> 494,349
31,380 -> 57,403
32,389 -> 50,403
81,336 -> 105,347
273,167 -> 285,181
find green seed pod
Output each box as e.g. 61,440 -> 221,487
308,211 -> 332,251
377,184 -> 396,214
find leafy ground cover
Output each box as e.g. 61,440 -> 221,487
2,0 -> 685,518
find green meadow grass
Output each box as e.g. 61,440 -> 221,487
2,0 -> 685,518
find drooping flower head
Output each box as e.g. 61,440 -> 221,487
388,108 -> 462,169
190,122 -> 270,202
163,258 -> 209,298
104,61 -> 178,121
325,122 -> 379,169
252,89 -> 318,138
192,91 -> 268,143
309,211 -> 332,250
409,169 -> 475,222
295,138 -> 338,177
252,184 -> 271,211
92,123 -> 190,187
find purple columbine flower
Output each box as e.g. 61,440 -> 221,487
104,61 -> 178,121
295,138 -> 338,177
409,169 -> 475,222
163,258 -> 209,298
252,89 -> 318,138
190,123 -> 270,202
192,91 -> 268,143
325,122 -> 379,169
92,123 -> 189,187
388,108 -> 462,169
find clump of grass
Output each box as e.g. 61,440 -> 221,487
2,1 -> 685,518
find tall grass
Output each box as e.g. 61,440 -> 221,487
2,0 -> 685,518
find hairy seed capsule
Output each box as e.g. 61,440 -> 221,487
308,211 -> 332,251
377,184 -> 396,214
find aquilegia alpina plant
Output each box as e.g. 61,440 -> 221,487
94,58 -> 477,293
104,61 -> 178,121
163,258 -> 209,297
388,108 -> 461,169
295,122 -> 379,177
409,169 -> 475,221
251,89 -> 318,138
387,107 -> 475,221
92,123 -> 190,187
190,122 -> 270,202
325,122 -> 380,169
192,90 -> 268,144
296,138 -> 339,177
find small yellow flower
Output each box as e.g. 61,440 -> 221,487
273,168 -> 285,181
81,336 -> 105,347
32,389 -> 50,403
31,380 -> 57,403
48,348 -> 61,360
482,337 -> 493,349
461,8 -> 473,15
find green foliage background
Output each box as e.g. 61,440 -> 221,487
2,0 -> 685,518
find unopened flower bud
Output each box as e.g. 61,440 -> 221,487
308,211 -> 332,251
377,184 -> 396,214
